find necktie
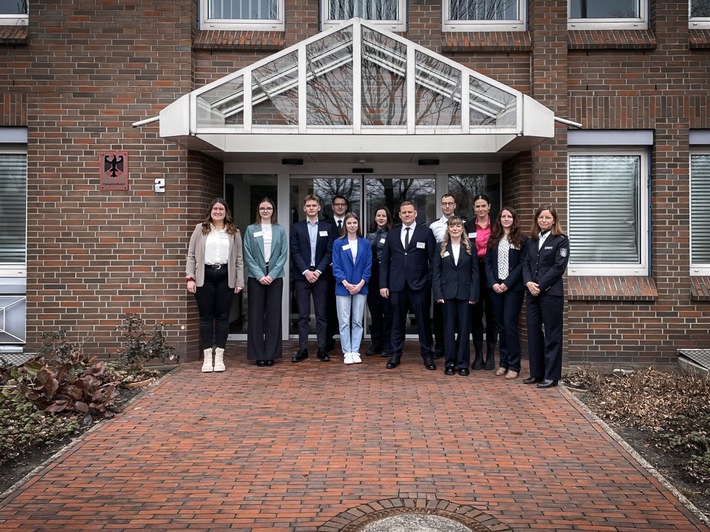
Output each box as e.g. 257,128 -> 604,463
404,227 -> 411,248
337,220 -> 342,232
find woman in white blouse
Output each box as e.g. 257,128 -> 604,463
186,198 -> 244,373
484,207 -> 528,380
243,198 -> 288,367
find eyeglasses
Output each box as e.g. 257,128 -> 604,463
259,207 -> 273,211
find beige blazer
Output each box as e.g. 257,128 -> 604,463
186,223 -> 245,289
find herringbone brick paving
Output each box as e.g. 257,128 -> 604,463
0,342 -> 706,531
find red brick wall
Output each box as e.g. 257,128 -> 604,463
1,0 -> 709,365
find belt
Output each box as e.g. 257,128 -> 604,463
206,263 -> 227,270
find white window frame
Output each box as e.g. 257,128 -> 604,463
0,0 -> 28,27
690,0 -> 710,29
443,0 -> 526,32
199,0 -> 285,31
567,147 -> 650,277
0,142 -> 28,278
320,0 -> 406,32
568,0 -> 648,30
690,149 -> 710,274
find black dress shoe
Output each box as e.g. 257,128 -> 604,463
423,357 -> 436,370
458,368 -> 470,376
317,349 -> 330,362
386,356 -> 400,369
537,379 -> 558,388
256,360 -> 266,367
366,345 -> 382,356
265,360 -> 274,367
523,377 -> 542,384
444,365 -> 455,375
291,349 -> 308,363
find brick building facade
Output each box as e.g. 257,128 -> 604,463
1,1 -> 709,365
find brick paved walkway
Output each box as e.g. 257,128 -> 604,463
0,343 -> 707,531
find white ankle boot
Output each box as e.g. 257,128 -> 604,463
201,348 -> 213,373
214,347 -> 226,372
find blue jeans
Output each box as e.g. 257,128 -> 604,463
336,294 -> 366,353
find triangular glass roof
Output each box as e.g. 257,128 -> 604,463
158,18 -> 554,156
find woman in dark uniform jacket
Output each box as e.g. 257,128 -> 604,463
522,205 -> 570,389
433,216 -> 479,376
365,207 -> 393,356
484,206 -> 528,380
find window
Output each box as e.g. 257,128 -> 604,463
568,0 -> 648,30
0,0 -> 28,26
321,0 -> 406,31
443,0 -> 526,32
691,153 -> 710,273
690,0 -> 710,28
0,151 -> 27,270
200,0 -> 284,30
567,150 -> 649,276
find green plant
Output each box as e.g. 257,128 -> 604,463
115,314 -> 178,370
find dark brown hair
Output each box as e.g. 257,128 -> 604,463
488,206 -> 525,249
201,198 -> 237,235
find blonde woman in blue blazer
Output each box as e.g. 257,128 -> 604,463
243,198 -> 288,367
332,213 -> 372,365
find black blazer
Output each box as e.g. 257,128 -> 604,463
432,243 -> 480,302
289,219 -> 336,281
522,233 -> 570,297
484,236 -> 528,293
380,223 -> 436,292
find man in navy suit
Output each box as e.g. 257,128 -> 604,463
290,195 -> 336,363
379,201 -> 437,370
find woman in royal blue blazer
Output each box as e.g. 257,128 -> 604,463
432,217 -> 479,376
243,198 -> 288,367
522,205 -> 570,389
332,212 -> 372,365
484,207 -> 528,380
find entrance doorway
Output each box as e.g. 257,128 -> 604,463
225,171 -> 501,341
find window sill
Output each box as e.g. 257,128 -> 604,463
689,29 -> 710,49
690,276 -> 710,301
193,31 -> 285,51
568,29 -> 656,51
441,31 -> 532,53
0,25 -> 28,45
567,276 -> 658,302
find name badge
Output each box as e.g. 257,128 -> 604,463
443,251 -> 450,257
468,232 -> 477,239
544,246 -> 553,250
342,244 -> 351,251
379,237 -> 386,244
253,231 -> 263,237
319,230 -> 329,237
416,242 -> 426,249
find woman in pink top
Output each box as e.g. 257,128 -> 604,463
463,194 -> 495,370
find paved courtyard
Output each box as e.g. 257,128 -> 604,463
0,343 -> 707,531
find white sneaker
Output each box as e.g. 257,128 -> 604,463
344,352 -> 354,364
351,352 -> 362,364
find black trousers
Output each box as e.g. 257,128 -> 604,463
294,277 -> 328,351
390,283 -> 433,359
247,276 -> 283,361
489,288 -> 525,372
471,259 -> 495,344
366,266 -> 392,351
525,293 -> 564,381
443,299 -> 471,369
194,266 -> 235,350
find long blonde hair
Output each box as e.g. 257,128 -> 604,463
440,216 -> 472,256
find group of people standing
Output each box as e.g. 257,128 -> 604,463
185,194 -> 569,389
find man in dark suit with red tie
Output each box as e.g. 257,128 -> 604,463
379,201 -> 437,370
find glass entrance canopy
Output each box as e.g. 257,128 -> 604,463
159,18 -> 554,156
